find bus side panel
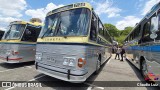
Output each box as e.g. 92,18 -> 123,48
86,45 -> 111,78
85,45 -> 101,78
0,43 -> 9,59
126,44 -> 160,81
143,46 -> 160,81
105,46 -> 111,63
17,44 -> 36,62
125,45 -> 140,69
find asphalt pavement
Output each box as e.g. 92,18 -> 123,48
0,54 -> 159,90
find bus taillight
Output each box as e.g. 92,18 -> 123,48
78,58 -> 86,68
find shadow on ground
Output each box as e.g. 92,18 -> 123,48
0,61 -> 34,69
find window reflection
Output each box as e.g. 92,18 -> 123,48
39,8 -> 91,37
3,24 -> 25,40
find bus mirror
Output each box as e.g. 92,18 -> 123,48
150,33 -> 157,39
25,29 -> 31,35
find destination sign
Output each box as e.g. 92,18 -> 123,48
47,3 -> 90,16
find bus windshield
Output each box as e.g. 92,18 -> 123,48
3,24 -> 26,40
40,8 -> 91,38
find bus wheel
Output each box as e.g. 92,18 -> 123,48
95,55 -> 101,74
141,60 -> 149,81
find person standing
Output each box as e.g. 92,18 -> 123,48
115,47 -> 120,60
120,47 -> 125,61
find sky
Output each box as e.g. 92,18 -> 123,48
0,0 -> 160,31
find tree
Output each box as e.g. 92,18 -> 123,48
120,27 -> 133,36
117,27 -> 133,44
104,23 -> 120,37
104,23 -> 133,45
30,18 -> 42,23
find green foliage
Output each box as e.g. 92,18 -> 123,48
114,35 -> 126,44
104,24 -> 119,37
104,23 -> 133,45
120,27 -> 133,36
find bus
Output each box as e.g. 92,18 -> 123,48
0,21 -> 42,63
0,30 -> 5,40
35,2 -> 112,82
124,2 -> 160,83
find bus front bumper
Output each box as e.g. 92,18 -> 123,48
0,56 -> 22,63
36,63 -> 88,83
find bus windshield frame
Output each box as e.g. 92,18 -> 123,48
39,8 -> 91,38
3,24 -> 26,40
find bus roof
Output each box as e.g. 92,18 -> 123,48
124,2 -> 160,41
10,21 -> 43,26
46,2 -> 92,16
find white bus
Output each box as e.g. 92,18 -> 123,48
124,2 -> 160,83
35,2 -> 112,82
0,21 -> 42,63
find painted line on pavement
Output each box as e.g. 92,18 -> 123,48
0,69 -> 15,73
107,58 -> 111,64
85,82 -> 104,90
28,75 -> 46,81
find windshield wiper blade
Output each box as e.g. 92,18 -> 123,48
55,20 -> 61,34
41,22 -> 56,39
4,31 -> 10,40
41,28 -> 51,39
56,20 -> 67,38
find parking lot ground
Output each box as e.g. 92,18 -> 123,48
0,54 -> 159,90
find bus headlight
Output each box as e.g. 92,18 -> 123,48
68,59 -> 75,66
36,53 -> 42,60
63,58 -> 75,67
63,58 -> 69,66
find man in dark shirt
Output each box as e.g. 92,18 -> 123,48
120,47 -> 125,61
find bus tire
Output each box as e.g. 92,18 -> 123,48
95,55 -> 101,74
140,60 -> 149,81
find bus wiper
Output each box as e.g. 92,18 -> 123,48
56,20 -> 67,38
41,22 -> 56,39
4,31 -> 10,40
56,20 -> 61,34
41,28 -> 51,39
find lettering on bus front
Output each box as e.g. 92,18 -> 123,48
44,38 -> 61,42
73,3 -> 85,8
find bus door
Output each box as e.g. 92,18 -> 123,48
20,24 -> 41,61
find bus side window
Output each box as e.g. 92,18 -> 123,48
155,13 -> 160,40
141,21 -> 152,43
99,21 -> 104,36
134,25 -> 141,39
90,13 -> 97,41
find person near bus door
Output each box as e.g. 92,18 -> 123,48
115,47 -> 120,60
120,47 -> 125,61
